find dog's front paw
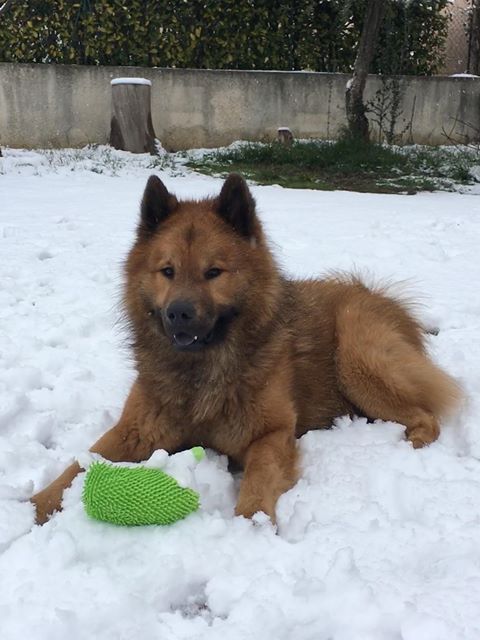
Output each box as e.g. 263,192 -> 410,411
30,490 -> 60,525
235,495 -> 276,524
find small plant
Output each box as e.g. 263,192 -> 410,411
367,76 -> 414,145
35,145 -> 180,177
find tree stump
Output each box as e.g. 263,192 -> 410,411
109,78 -> 157,154
277,127 -> 294,145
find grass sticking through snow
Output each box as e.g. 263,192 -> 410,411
187,138 -> 480,194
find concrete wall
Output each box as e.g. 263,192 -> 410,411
1,63 -> 479,150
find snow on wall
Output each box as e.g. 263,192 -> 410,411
111,77 -> 151,86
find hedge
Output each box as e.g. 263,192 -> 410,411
0,0 -> 448,74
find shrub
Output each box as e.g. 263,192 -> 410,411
0,0 -> 448,74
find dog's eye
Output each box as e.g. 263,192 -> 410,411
205,268 -> 223,280
159,266 -> 175,279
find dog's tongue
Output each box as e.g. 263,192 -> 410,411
174,333 -> 198,347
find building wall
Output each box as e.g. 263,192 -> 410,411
1,63 -> 479,149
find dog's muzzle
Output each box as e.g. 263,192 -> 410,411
157,300 -> 237,351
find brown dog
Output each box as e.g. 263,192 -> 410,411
31,174 -> 461,525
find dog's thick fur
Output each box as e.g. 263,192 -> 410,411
32,174 -> 461,524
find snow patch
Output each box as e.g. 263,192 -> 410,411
1,150 -> 480,639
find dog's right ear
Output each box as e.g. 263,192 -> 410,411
214,173 -> 260,239
138,175 -> 177,237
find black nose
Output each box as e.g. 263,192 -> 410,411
165,300 -> 197,327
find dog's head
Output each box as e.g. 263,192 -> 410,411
126,173 -> 279,353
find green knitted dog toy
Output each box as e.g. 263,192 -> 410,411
82,447 -> 205,526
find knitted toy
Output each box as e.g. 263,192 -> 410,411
82,447 -> 205,526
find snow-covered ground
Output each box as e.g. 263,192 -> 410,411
1,147 -> 480,639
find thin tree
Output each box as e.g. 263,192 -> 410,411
468,0 -> 480,75
345,0 -> 386,142
0,1 -> 14,15
0,0 -> 16,157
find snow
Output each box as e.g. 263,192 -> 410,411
111,77 -> 152,86
449,73 -> 480,79
1,147 -> 480,639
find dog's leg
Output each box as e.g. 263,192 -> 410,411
336,302 -> 461,448
234,363 -> 299,523
31,382 -> 180,524
235,429 -> 298,523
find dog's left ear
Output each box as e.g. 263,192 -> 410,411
214,173 -> 257,238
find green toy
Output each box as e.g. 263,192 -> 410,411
82,447 -> 205,526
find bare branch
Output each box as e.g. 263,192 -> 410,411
441,115 -> 480,151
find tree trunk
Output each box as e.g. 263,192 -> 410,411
345,0 -> 386,142
0,1 -> 15,17
468,1 -> 480,75
109,78 -> 157,154
0,0 -> 16,157
277,127 -> 294,145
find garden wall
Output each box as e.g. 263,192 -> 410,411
0,63 -> 479,150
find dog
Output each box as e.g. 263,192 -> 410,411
31,173 -> 461,525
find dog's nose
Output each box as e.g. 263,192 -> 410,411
165,300 -> 197,326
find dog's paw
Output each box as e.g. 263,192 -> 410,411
235,497 -> 276,524
408,436 -> 428,449
30,490 -> 59,525
404,410 -> 440,449
406,417 -> 440,449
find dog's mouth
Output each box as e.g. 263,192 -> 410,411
172,329 -> 214,349
173,332 -> 200,348
169,310 -> 237,352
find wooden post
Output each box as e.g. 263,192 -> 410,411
109,78 -> 157,154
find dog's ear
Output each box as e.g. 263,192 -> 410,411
214,174 -> 257,238
138,175 -> 177,237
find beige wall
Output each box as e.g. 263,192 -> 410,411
1,63 -> 479,149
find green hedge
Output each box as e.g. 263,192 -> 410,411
0,0 -> 448,74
